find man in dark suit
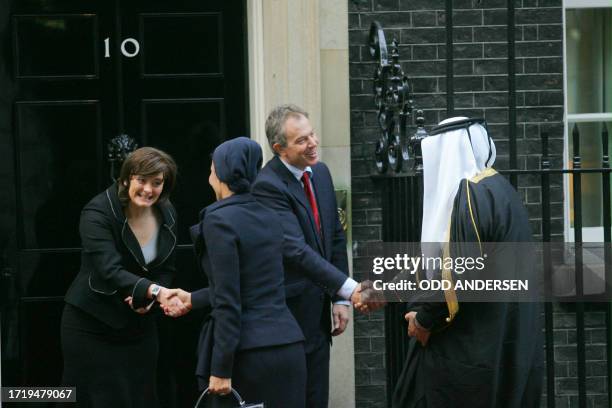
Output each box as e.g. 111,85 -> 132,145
252,104 -> 360,408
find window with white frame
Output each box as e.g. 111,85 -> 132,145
564,0 -> 612,242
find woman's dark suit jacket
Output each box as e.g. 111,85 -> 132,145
190,193 -> 304,379
64,183 -> 178,329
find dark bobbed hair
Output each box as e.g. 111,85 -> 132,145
117,147 -> 177,205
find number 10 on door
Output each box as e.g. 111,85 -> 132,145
104,37 -> 140,58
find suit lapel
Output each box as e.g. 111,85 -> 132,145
270,157 -> 324,254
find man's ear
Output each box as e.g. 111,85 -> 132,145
272,143 -> 284,156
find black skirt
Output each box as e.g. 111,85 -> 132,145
60,304 -> 159,408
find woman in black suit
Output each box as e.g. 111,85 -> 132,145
61,147 -> 181,408
165,137 -> 306,407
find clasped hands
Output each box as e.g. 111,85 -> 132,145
351,280 -> 386,313
124,286 -> 191,317
159,288 -> 192,317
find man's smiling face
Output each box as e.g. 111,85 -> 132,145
274,114 -> 319,170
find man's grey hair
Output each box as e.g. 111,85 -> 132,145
265,104 -> 309,155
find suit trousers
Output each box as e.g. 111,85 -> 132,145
306,333 -> 331,408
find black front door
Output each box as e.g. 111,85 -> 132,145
0,0 -> 247,406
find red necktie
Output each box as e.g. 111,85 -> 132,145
301,172 -> 321,233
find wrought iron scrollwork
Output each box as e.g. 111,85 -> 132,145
369,21 -> 413,174
370,21 -> 429,174
107,134 -> 138,181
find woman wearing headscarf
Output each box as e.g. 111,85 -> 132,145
167,137 -> 306,407
393,118 -> 543,408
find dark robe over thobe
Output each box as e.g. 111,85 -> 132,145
393,168 -> 544,408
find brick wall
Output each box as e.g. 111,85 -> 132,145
349,1 -> 608,407
551,304 -> 609,408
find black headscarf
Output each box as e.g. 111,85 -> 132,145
212,137 -> 263,194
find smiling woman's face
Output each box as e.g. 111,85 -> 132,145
127,172 -> 164,208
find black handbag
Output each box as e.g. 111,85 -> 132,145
193,387 -> 264,408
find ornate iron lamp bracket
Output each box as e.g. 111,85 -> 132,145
369,21 -> 427,174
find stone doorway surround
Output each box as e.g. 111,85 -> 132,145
247,1 -> 355,407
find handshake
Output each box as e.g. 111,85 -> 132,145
155,288 -> 193,318
134,280 -> 386,318
350,280 -> 386,313
123,286 -> 192,316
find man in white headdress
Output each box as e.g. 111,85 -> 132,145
393,117 -> 544,408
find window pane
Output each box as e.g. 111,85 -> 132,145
566,9 -> 612,114
568,122 -> 612,228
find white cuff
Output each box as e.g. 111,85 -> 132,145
337,278 -> 358,300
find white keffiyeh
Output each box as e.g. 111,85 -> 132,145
421,117 -> 496,245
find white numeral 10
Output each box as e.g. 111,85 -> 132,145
104,37 -> 140,58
